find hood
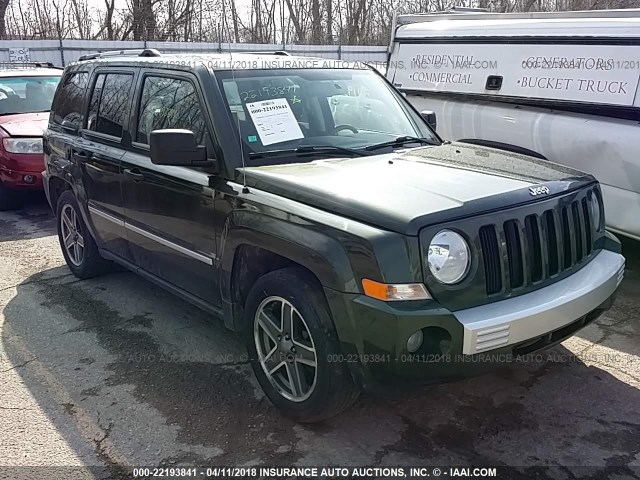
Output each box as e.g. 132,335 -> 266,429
242,142 -> 595,235
0,112 -> 49,137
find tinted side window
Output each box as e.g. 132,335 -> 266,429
51,72 -> 88,129
87,73 -> 133,138
86,74 -> 105,131
136,76 -> 206,145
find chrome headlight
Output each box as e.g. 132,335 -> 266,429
428,230 -> 470,284
3,137 -> 43,154
590,191 -> 602,232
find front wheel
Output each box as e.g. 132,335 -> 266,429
244,267 -> 360,422
0,183 -> 19,211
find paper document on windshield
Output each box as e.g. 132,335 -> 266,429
246,98 -> 304,146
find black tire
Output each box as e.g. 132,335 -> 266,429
0,183 -> 19,211
244,267 -> 360,423
56,190 -> 111,279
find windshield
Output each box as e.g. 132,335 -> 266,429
217,68 -> 437,165
0,76 -> 61,115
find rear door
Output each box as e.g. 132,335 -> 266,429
120,70 -> 220,306
77,69 -> 136,261
46,70 -> 89,204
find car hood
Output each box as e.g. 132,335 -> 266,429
0,112 -> 48,136
241,142 -> 595,235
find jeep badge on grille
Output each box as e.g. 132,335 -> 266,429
529,186 -> 550,196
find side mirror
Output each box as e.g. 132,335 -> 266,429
61,119 -> 79,135
150,129 -> 210,167
420,110 -> 437,131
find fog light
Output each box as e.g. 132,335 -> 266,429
23,175 -> 35,184
406,330 -> 424,353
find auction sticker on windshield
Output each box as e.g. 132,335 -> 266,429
246,98 -> 304,146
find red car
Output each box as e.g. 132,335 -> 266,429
0,64 -> 61,210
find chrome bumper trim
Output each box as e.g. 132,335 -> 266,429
88,204 -> 125,227
126,222 -> 214,266
455,250 -> 625,355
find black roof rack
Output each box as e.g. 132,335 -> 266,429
245,50 -> 291,56
77,48 -> 161,62
0,61 -> 62,70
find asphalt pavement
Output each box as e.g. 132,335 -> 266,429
1,197 -> 639,479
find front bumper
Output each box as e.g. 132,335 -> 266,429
0,164 -> 43,190
456,249 -> 625,355
325,249 -> 624,384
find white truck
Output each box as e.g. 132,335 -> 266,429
386,9 -> 640,240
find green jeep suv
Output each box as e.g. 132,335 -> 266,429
43,50 -> 624,422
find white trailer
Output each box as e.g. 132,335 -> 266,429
387,9 -> 640,241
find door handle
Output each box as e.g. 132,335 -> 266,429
72,150 -> 89,162
485,75 -> 503,90
124,168 -> 145,182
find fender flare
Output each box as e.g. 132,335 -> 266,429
218,210 -> 360,331
47,162 -> 99,243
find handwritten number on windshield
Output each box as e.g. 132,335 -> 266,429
239,84 -> 300,102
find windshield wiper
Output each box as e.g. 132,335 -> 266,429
249,145 -> 368,160
364,136 -> 435,152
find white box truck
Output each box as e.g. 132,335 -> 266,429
387,9 -> 640,240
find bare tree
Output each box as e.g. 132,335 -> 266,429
0,0 -> 10,38
128,0 -> 157,40
310,0 -> 321,43
326,0 -> 332,42
3,0 -> 640,43
103,0 -> 116,39
284,0 -> 305,42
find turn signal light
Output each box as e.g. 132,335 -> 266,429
362,279 -> 431,301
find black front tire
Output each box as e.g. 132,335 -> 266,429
56,190 -> 111,279
244,267 -> 360,423
0,183 -> 20,211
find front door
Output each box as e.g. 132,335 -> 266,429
120,72 -> 220,307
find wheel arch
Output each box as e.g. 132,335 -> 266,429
47,175 -> 73,216
48,171 -> 102,250
219,213 -> 359,332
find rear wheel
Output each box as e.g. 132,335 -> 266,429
56,190 -> 111,278
244,267 -> 360,422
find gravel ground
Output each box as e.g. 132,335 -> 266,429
0,197 -> 639,479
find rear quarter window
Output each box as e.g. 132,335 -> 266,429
50,72 -> 88,130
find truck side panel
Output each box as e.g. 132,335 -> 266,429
405,93 -> 640,240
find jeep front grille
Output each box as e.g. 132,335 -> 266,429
479,189 -> 597,296
479,225 -> 501,294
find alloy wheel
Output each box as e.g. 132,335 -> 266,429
60,204 -> 85,267
254,296 -> 318,402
